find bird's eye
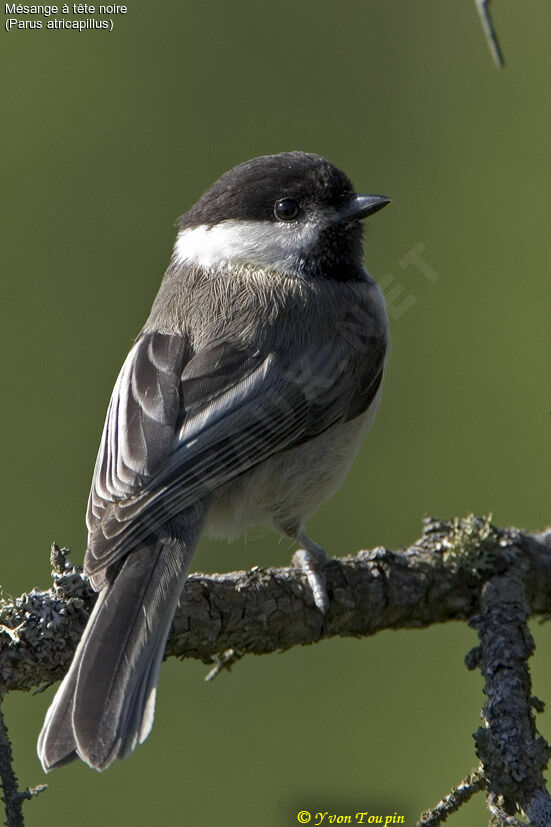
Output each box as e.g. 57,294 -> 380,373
274,198 -> 300,221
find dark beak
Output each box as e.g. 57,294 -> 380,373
334,193 -> 391,223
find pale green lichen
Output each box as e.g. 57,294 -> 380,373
440,514 -> 499,575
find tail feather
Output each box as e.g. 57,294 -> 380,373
36,667 -> 78,769
37,510 -> 204,772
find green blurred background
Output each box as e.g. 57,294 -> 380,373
1,1 -> 550,824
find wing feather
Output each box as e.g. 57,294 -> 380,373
85,328 -> 386,579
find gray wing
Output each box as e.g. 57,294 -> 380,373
86,332 -> 189,521
85,329 -> 385,581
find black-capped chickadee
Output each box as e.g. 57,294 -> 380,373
38,152 -> 391,772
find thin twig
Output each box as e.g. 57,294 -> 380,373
204,648 -> 243,682
0,702 -> 28,827
474,0 -> 505,67
487,793 -> 529,826
416,764 -> 486,826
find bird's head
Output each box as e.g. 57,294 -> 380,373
174,151 -> 390,281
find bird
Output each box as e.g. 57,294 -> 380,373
37,151 -> 391,772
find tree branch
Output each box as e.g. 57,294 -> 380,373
1,516 -> 551,694
468,572 -> 551,825
1,515 -> 551,825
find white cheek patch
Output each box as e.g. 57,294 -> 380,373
174,219 -> 320,273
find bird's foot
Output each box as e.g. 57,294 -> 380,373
291,533 -> 330,614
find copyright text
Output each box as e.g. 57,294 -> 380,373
296,811 -> 405,825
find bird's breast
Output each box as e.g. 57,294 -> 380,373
205,394 -> 382,542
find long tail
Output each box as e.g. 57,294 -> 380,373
37,509 -> 205,772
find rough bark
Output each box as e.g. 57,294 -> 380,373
2,515 -> 551,826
